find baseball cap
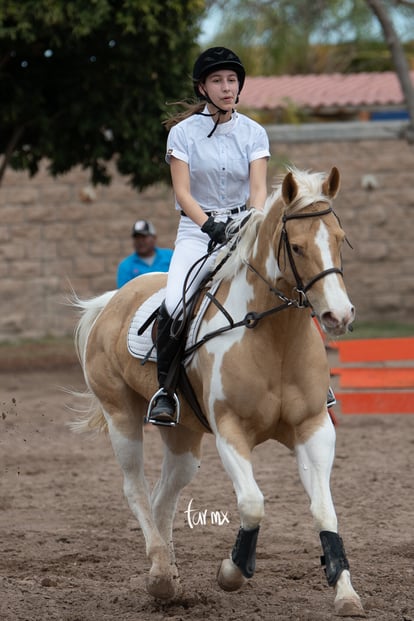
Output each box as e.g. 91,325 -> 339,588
131,220 -> 156,236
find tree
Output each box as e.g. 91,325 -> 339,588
203,0 -> 382,75
0,0 -> 204,188
204,1 -> 414,72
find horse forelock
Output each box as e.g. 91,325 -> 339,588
274,167 -> 333,215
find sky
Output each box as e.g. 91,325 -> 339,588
198,7 -> 222,45
198,3 -> 414,46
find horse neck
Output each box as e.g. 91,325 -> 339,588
245,197 -> 284,289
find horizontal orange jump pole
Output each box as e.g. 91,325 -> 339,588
331,367 -> 414,389
329,337 -> 414,363
337,391 -> 414,414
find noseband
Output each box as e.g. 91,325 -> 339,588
278,206 -> 343,307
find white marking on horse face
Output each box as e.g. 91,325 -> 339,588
314,222 -> 353,326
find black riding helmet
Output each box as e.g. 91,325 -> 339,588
192,47 -> 246,100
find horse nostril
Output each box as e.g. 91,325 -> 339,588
321,311 -> 338,327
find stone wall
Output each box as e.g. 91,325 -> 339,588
0,164 -> 180,341
0,126 -> 413,341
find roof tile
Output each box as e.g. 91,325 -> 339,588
239,72 -> 413,110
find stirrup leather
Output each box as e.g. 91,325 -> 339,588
145,388 -> 181,427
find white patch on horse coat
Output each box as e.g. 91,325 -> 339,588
251,234 -> 283,284
216,435 -> 265,529
295,413 -> 338,532
315,222 -> 350,315
152,442 -> 201,541
196,269 -> 254,427
265,246 -> 282,281
105,417 -> 143,473
195,270 -> 265,529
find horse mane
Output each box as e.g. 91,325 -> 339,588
213,167 -> 333,283
212,208 -> 264,282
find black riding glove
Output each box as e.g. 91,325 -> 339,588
201,216 -> 227,244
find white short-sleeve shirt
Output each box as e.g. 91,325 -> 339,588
166,108 -> 270,212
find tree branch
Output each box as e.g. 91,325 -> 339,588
366,0 -> 414,142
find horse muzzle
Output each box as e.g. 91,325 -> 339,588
319,305 -> 355,337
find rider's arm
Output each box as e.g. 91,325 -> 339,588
249,157 -> 268,211
170,157 -> 209,227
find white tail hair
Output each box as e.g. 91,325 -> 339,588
68,290 -> 117,434
72,291 -> 117,368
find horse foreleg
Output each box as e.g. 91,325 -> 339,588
106,414 -> 178,600
151,427 -> 203,563
215,432 -> 264,592
295,413 -> 365,617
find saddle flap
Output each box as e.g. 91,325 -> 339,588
127,281 -> 221,366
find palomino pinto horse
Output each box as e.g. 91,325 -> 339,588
73,167 -> 364,616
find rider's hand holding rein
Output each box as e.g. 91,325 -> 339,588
201,216 -> 228,244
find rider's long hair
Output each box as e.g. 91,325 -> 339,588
162,100 -> 205,130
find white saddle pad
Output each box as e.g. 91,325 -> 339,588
127,288 -> 165,362
127,282 -> 221,366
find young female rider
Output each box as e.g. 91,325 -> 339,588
147,47 -> 270,424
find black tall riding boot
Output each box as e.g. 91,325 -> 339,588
147,303 -> 182,425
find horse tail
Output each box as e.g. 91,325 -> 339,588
72,290 -> 116,367
69,290 -> 117,434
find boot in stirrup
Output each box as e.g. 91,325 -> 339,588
147,388 -> 180,426
146,303 -> 181,426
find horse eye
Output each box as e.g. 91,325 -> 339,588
291,244 -> 302,255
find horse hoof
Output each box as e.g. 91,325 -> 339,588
334,597 -> 366,617
217,558 -> 246,592
146,573 -> 179,600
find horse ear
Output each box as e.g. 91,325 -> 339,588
322,166 -> 341,199
282,171 -> 299,204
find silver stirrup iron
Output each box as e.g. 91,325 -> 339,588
327,386 -> 336,408
145,388 -> 181,427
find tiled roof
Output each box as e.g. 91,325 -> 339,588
239,72 -> 414,110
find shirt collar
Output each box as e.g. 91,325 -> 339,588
202,105 -> 238,135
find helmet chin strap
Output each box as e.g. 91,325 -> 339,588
197,90 -> 237,138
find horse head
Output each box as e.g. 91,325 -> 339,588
213,166 -> 354,337
275,166 -> 355,336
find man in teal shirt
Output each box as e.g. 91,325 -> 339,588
117,220 -> 173,287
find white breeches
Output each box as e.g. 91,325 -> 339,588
165,213 -> 244,318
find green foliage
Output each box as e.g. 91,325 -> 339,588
341,321 -> 414,339
0,0 -> 205,188
204,0 -> 414,76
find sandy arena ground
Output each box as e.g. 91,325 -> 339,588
0,355 -> 413,620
